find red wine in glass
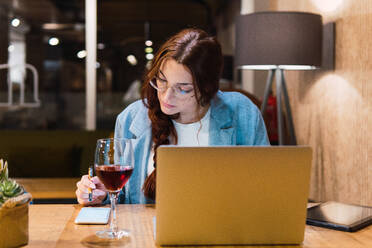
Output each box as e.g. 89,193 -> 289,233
95,165 -> 134,192
94,138 -> 134,239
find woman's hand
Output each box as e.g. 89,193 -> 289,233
76,175 -> 107,206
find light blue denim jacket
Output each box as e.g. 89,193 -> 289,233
111,91 -> 269,204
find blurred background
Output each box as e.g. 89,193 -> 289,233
0,0 -> 241,130
0,0 -> 371,206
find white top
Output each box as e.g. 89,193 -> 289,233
147,108 -> 211,176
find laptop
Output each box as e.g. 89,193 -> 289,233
155,146 -> 312,246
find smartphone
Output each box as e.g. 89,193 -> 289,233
74,207 -> 111,225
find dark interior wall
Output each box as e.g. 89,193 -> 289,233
0,8 -> 9,91
214,0 -> 240,88
214,0 -> 269,94
26,30 -> 45,90
215,0 -> 240,56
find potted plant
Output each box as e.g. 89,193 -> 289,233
0,159 -> 32,247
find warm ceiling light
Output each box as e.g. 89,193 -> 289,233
43,23 -> 69,30
146,53 -> 154,60
126,55 -> 137,66
77,50 -> 87,59
42,23 -> 84,31
145,47 -> 153,53
8,45 -> 14,52
145,40 -> 153,46
98,43 -> 105,50
11,18 -> 20,27
48,37 -> 59,46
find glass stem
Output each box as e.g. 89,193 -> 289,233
109,192 -> 118,233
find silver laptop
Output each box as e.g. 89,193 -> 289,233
155,146 -> 312,246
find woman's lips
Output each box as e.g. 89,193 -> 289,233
162,101 -> 175,109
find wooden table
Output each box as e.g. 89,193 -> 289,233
15,178 -> 80,199
26,204 -> 372,248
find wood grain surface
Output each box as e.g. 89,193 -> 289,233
28,204 -> 75,247
25,204 -> 372,247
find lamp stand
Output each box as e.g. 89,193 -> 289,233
260,69 -> 297,145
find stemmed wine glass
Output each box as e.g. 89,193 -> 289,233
94,138 -> 134,239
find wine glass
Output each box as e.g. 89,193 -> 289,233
94,138 -> 134,239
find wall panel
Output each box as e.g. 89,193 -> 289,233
269,0 -> 371,205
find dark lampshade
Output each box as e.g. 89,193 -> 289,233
235,11 -> 322,70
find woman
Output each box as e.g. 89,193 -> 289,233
76,28 -> 269,205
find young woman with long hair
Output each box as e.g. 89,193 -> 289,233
76,28 -> 269,205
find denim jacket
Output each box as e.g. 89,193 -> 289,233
111,91 -> 269,204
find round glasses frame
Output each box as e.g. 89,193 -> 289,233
149,78 -> 194,99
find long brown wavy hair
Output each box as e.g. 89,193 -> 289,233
141,28 -> 223,200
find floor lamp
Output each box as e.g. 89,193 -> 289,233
235,12 -> 322,145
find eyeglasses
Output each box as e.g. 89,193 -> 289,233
149,77 -> 194,99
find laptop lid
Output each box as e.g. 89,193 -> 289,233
155,146 -> 312,246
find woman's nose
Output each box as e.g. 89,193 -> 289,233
162,86 -> 176,101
